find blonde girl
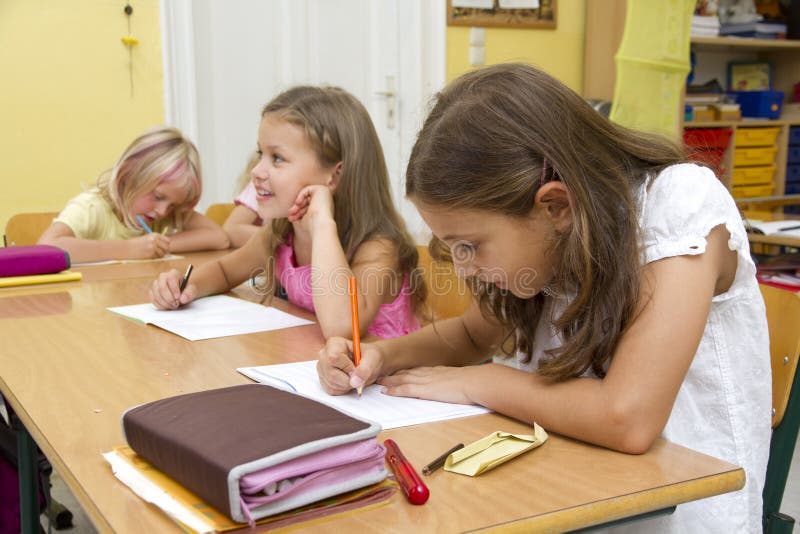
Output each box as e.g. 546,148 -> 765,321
39,126 -> 229,263
316,64 -> 770,532
151,86 -> 424,340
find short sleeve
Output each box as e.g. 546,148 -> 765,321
54,191 -> 103,239
234,182 -> 259,213
640,163 -> 748,264
53,190 -> 137,240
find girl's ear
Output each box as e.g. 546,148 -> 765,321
326,162 -> 344,192
534,181 -> 572,233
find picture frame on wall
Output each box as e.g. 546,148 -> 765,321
447,0 -> 557,29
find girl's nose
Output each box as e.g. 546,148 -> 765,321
154,202 -> 169,218
251,159 -> 269,182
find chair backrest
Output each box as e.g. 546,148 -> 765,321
205,203 -> 235,226
4,212 -> 59,246
416,245 -> 471,322
761,284 -> 800,429
759,283 -> 800,532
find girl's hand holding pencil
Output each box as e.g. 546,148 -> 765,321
150,268 -> 198,310
128,233 -> 171,259
316,337 -> 385,396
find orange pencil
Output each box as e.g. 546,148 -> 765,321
349,275 -> 363,398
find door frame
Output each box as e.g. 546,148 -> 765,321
160,0 -> 446,229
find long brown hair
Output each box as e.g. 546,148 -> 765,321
261,86 -> 425,310
406,63 -> 685,380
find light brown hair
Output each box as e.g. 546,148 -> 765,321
407,63 -> 685,380
261,86 -> 425,310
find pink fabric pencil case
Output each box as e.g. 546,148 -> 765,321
0,245 -> 70,277
237,439 -> 386,524
122,384 -> 386,524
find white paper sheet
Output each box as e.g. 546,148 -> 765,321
237,360 -> 491,430
745,219 -> 800,237
103,451 -> 214,533
73,254 -> 183,267
107,295 -> 314,341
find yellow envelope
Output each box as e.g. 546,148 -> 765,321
443,424 -> 548,476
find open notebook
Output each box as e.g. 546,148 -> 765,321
237,360 -> 491,429
108,295 -> 314,340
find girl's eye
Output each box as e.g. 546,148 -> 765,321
255,149 -> 263,157
272,153 -> 283,163
453,242 -> 478,259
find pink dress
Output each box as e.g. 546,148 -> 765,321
274,235 -> 419,339
234,183 -> 264,226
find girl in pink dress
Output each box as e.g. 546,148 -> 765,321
151,86 -> 423,339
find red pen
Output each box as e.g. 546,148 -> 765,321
384,439 -> 430,505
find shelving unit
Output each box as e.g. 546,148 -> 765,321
583,1 -> 800,214
687,37 -> 800,215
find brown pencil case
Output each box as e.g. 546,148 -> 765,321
122,384 -> 385,523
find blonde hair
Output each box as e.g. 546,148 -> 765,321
407,63 -> 685,381
260,86 -> 425,311
98,126 -> 202,231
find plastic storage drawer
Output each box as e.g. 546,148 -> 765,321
684,128 -> 732,149
788,146 -> 800,164
785,182 -> 800,195
732,165 -> 775,186
734,146 -> 778,167
790,126 -> 800,146
732,183 -> 774,199
689,148 -> 725,173
734,127 -> 780,148
786,165 -> 800,184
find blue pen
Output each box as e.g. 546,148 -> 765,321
136,215 -> 153,234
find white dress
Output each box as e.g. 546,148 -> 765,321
515,164 -> 771,533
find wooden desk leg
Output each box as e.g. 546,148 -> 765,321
13,415 -> 40,534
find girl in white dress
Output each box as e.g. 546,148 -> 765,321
316,63 -> 771,532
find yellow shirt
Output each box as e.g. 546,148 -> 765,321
54,190 -> 142,240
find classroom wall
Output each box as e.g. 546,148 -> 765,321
445,0 -> 586,92
0,1 -> 165,233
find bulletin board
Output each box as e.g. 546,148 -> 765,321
447,0 -> 557,29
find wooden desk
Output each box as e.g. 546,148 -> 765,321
71,249 -> 230,282
0,279 -> 746,533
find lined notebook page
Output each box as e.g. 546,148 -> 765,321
237,360 -> 490,430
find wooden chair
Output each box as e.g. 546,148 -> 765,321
4,212 -> 59,246
416,245 -> 471,322
760,284 -> 800,533
204,203 -> 235,226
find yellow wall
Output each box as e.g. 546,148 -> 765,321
0,1 -> 165,233
446,0 -> 586,92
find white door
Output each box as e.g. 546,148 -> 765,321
161,0 -> 445,238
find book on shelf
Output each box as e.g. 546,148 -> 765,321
720,21 -> 787,38
685,93 -> 727,106
692,14 -> 720,37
